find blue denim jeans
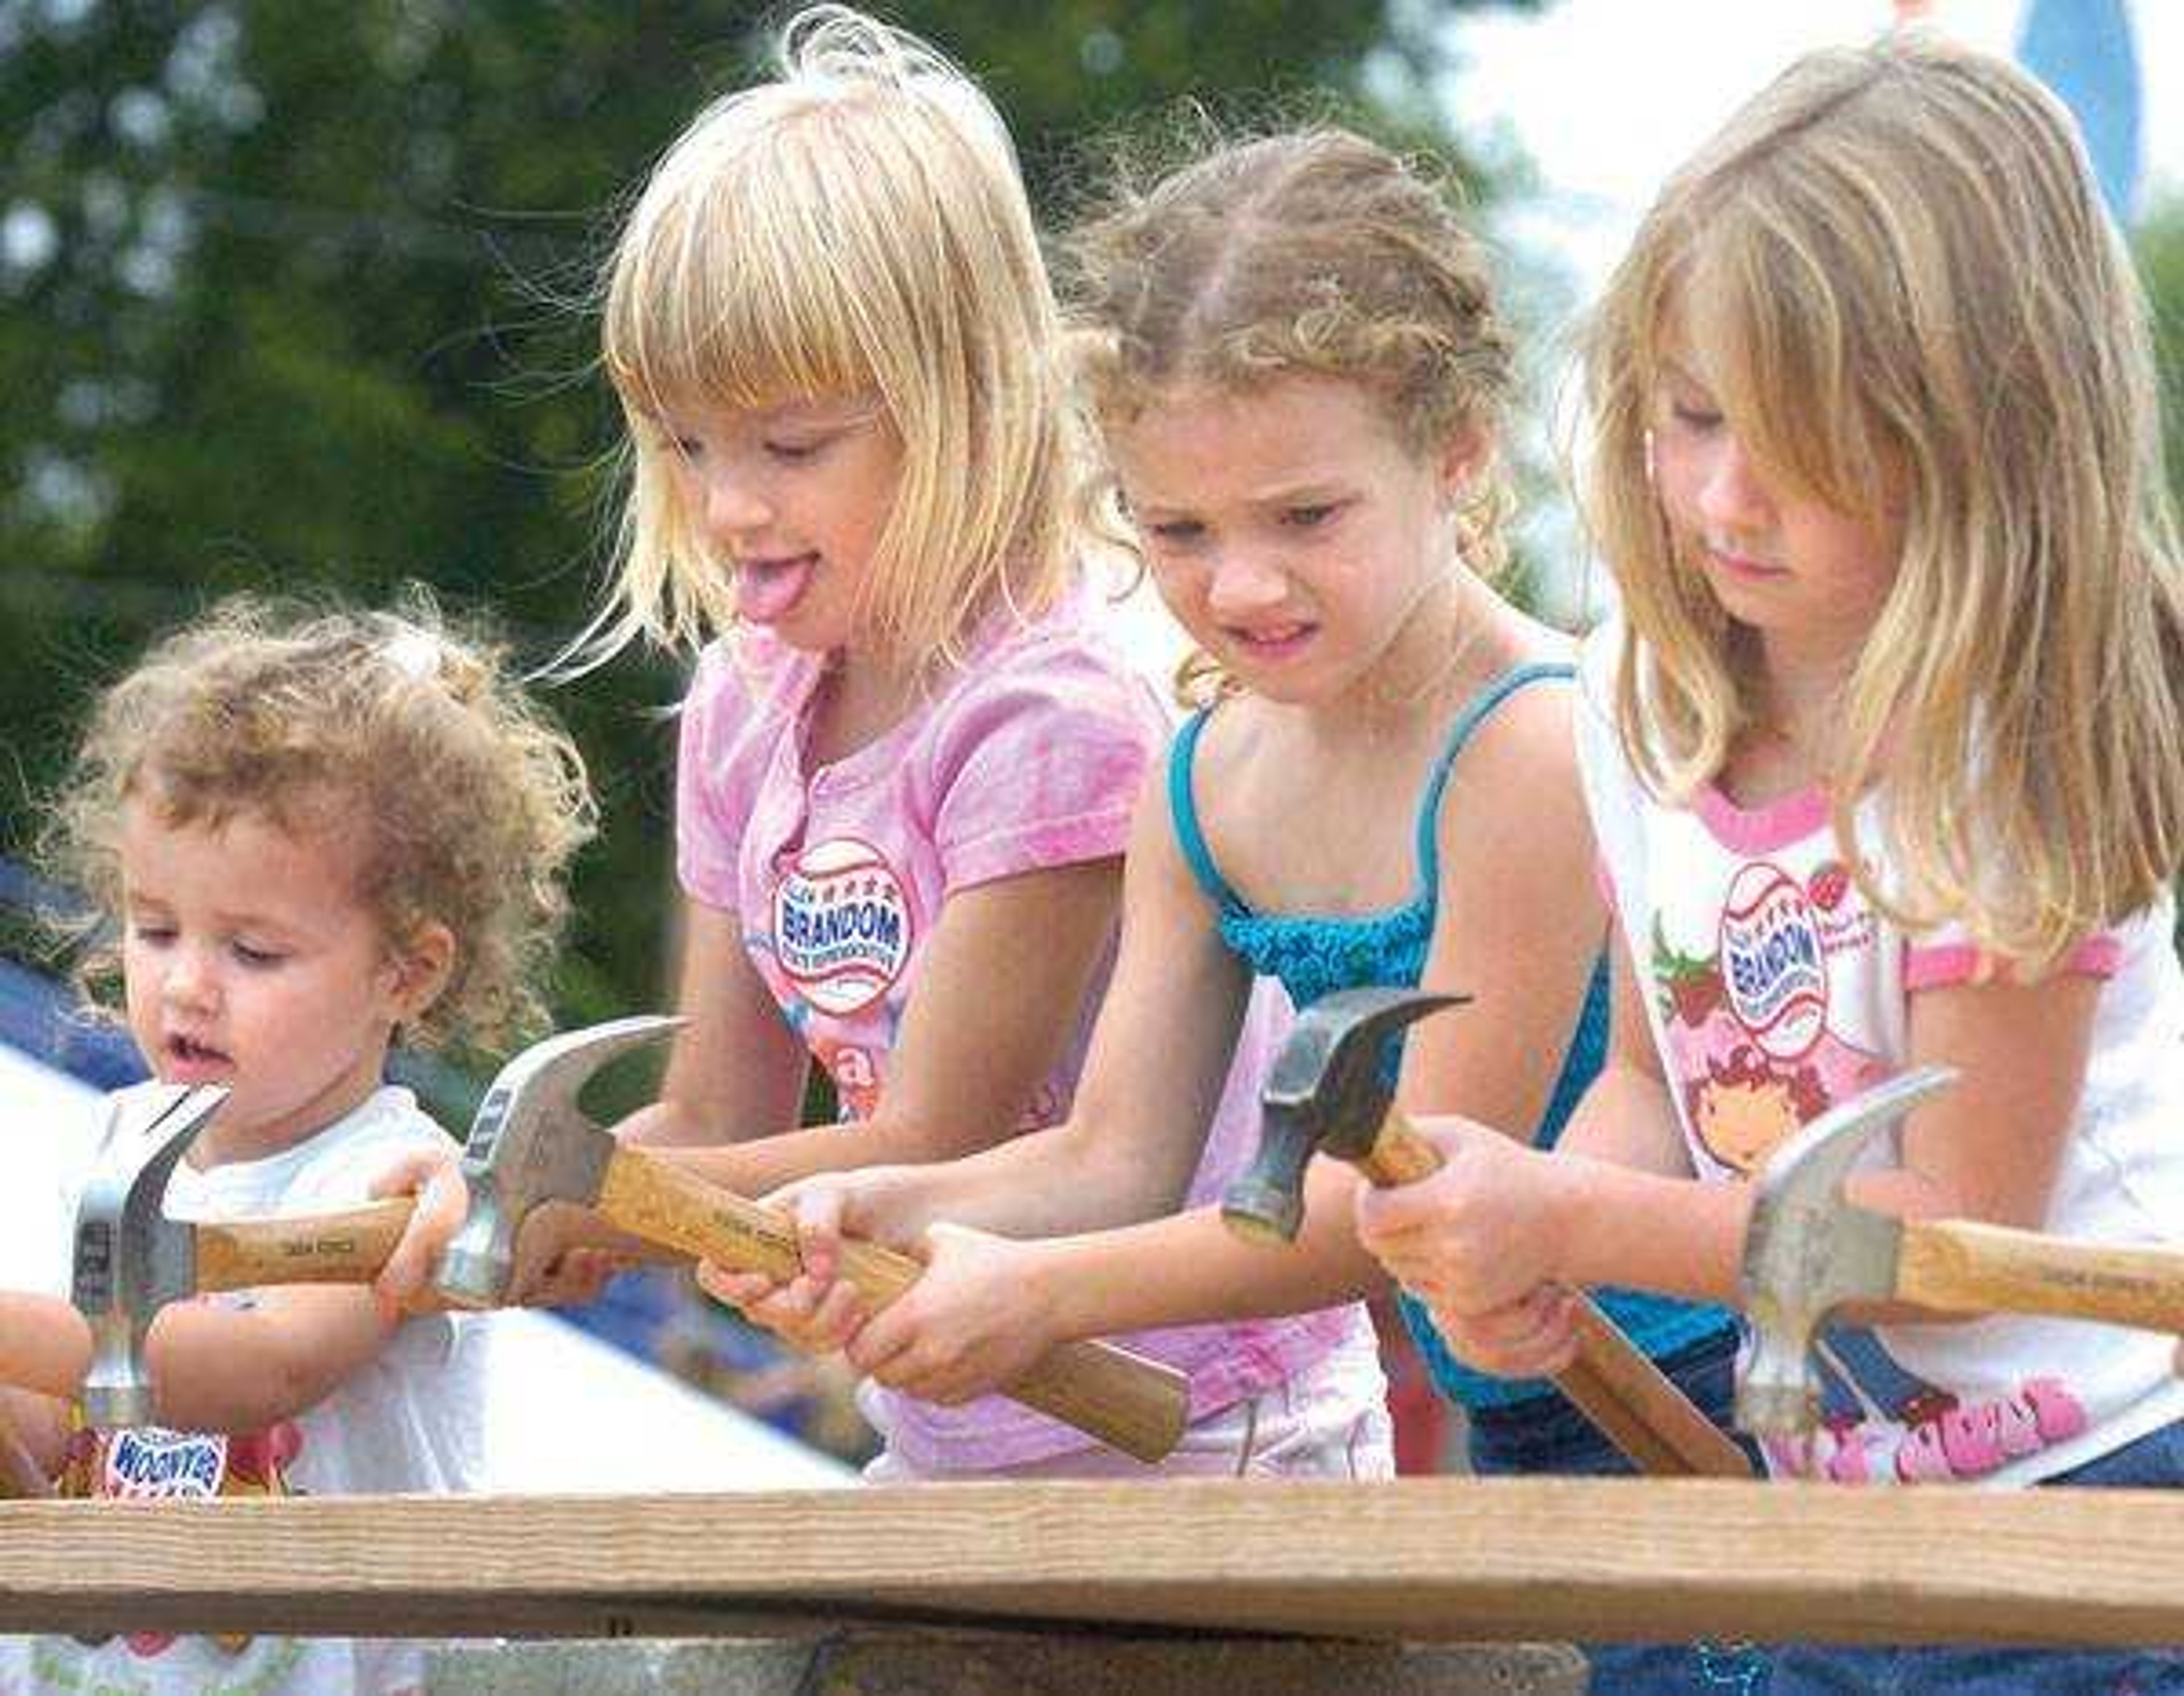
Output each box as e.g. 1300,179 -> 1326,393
1464,1324 -> 1771,1693
1606,1414 -> 2184,1694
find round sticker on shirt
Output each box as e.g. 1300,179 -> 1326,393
1717,863 -> 1827,1062
772,837 -> 914,1015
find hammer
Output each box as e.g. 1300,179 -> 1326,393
72,1085 -> 421,1426
433,1014 -> 1191,1465
1741,1063 -> 2184,1440
1222,984 -> 1753,1478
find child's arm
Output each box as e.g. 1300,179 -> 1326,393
378,820 -> 1147,1303
617,898 -> 816,1148
726,760 -> 1252,1243
706,761 -> 1267,1356
1399,673 -> 1612,1135
140,1284 -> 404,1433
0,1387 -> 62,1492
1356,934 -> 1748,1377
657,855 -> 1126,1191
1855,971 -> 2100,1232
0,1282 -> 403,1439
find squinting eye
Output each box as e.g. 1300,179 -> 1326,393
130,923 -> 175,947
1284,503 -> 1339,530
1145,520 -> 1205,547
1669,402 -> 1722,432
231,942 -> 286,968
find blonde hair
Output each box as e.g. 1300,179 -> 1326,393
593,4 -> 1078,666
43,593 -> 596,1052
1583,30 -> 2184,967
1061,123 -> 1515,702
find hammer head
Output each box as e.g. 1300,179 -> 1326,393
1736,1064 -> 1958,1440
1221,985 -> 1467,1244
433,1014 -> 682,1306
72,1085 -> 229,1428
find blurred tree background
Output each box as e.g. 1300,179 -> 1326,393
0,0 -> 1541,1078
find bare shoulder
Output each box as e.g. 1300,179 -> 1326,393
1432,666 -> 1595,880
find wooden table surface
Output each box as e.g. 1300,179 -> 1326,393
1,1476 -> 2178,1644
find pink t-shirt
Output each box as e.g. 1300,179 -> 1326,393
676,590 -> 1365,1470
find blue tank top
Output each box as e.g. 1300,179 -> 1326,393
1170,662 -> 1733,1410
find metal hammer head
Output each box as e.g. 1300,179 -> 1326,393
1736,1064 -> 1958,1440
433,1014 -> 682,1306
72,1085 -> 229,1428
1221,985 -> 1466,1245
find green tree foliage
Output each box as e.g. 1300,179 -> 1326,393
0,0 -> 1529,1059
2140,195 -> 2184,509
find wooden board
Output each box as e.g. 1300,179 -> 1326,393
1,1478 -> 2181,1644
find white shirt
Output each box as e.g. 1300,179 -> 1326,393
7,1083 -> 488,1694
1577,622 -> 2184,1486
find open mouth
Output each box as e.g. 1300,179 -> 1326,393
735,552 -> 818,625
1226,621 -> 1317,659
163,1035 -> 232,1079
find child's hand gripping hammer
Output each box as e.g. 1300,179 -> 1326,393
431,1015 -> 1189,1463
1221,984 -> 1752,1478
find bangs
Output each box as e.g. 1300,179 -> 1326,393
1666,200 -> 1898,519
602,108 -> 878,419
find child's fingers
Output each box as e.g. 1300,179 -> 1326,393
783,1183 -> 850,1285
696,1263 -> 866,1355
371,1157 -> 469,1312
520,1247 -> 619,1309
1432,1287 -> 1577,1379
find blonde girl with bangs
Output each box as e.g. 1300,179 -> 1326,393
1359,31 -> 2184,1686
378,3 -> 1318,1483
1,592 -> 590,1695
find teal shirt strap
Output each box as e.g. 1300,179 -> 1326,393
1167,707 -> 1241,913
1413,660 -> 1577,896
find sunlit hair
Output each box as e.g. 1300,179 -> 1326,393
1061,121 -> 1515,704
42,593 -> 596,1053
590,3 -> 1078,667
1582,30 -> 2184,967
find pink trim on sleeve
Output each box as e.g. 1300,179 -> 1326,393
1904,934 -> 2124,991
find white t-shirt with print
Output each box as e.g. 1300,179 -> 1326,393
5,1083 -> 489,1695
1575,622 -> 2184,1486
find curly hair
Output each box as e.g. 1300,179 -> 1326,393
42,591 -> 595,1053
1060,121 -> 1515,703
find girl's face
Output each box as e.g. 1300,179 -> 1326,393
1106,373 -> 1479,710
119,800 -> 442,1165
1647,353 -> 1905,681
655,392 -> 904,658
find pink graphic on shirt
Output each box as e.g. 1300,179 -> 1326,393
1769,1376 -> 2090,1484
772,838 -> 914,1016
814,1039 -> 883,1121
1652,909 -> 1888,1176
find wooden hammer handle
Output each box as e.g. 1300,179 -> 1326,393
195,1198 -> 417,1291
1900,1218 -> 2184,1331
596,1147 -> 1189,1465
1366,1108 -> 1752,1479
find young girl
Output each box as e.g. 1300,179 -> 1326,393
379,4 -> 1359,1482
714,123 -> 1743,1516
1357,31 -> 2184,1691
1,593 -> 592,1694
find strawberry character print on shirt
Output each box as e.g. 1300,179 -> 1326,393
1577,623 -> 2184,1490
1652,855 -> 1888,1177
